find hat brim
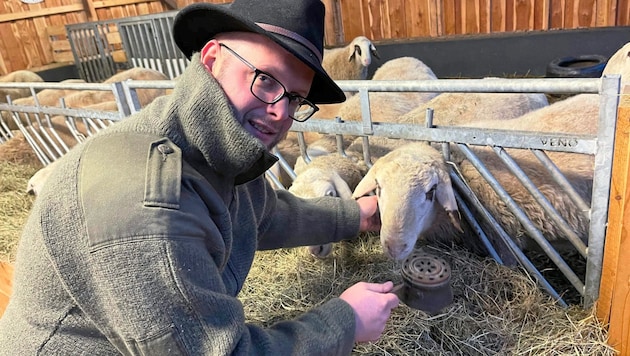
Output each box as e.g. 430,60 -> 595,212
173,3 -> 346,104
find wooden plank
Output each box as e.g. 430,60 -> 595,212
577,0 -> 596,27
83,0 -> 99,21
387,0 -> 406,38
597,90 -> 630,355
454,0 -> 463,34
52,40 -> 72,52
504,0 -> 515,31
33,17 -> 53,64
21,19 -> 44,67
549,0 -> 564,28
464,0 -> 479,34
428,0 -> 443,37
532,0 -> 549,29
407,0 -> 431,38
0,4 -> 84,23
618,0 -> 630,25
595,0 -> 613,26
339,0 -> 364,42
2,23 -> 26,73
514,0 -> 533,31
0,262 -> 14,318
323,0 -> 343,46
105,31 -> 122,45
46,25 -> 68,37
441,0 -> 456,35
92,0 -> 159,8
491,0 -> 507,32
53,51 -> 75,63
479,0 -> 491,33
366,0 -> 384,39
111,49 -> 127,63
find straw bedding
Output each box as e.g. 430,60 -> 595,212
0,160 -> 615,355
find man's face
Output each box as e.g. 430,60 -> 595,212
201,33 -> 315,150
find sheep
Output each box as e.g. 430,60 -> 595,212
322,36 -> 379,81
448,93 -> 598,251
63,67 -> 169,109
335,57 -> 439,124
0,101 -> 119,167
26,159 -> 59,195
271,38 -> 380,186
275,57 -> 441,185
288,154 -> 368,258
351,141 -> 460,260
602,41 -> 630,84
0,70 -> 44,103
3,79 -> 87,130
397,84 -> 549,126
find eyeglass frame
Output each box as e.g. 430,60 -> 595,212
218,43 -> 319,122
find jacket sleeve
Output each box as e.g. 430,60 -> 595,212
72,135 -> 357,355
244,178 -> 362,251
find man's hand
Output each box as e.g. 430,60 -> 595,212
340,281 -> 399,343
356,195 -> 380,232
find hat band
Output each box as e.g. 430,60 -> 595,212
256,22 -> 323,63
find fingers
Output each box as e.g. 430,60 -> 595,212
362,281 -> 394,293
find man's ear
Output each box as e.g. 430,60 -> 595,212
200,40 -> 220,71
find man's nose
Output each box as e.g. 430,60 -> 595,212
268,96 -> 292,121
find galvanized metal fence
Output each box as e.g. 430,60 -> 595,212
0,75 -> 621,309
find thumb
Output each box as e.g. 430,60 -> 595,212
365,281 -> 394,293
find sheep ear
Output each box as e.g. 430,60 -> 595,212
330,171 -> 354,199
352,168 -> 377,199
436,179 -> 458,212
436,179 -> 463,232
370,44 -> 380,59
348,45 -> 359,62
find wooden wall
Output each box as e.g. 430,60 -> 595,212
324,0 -> 629,44
0,0 -> 628,75
597,86 -> 630,356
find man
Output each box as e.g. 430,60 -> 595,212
0,0 -> 399,354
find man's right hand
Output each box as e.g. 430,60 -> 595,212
339,281 -> 399,343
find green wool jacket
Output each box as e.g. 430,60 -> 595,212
0,54 -> 361,355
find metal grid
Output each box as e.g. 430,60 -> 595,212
0,76 -> 620,309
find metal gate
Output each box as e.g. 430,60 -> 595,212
0,75 -> 621,309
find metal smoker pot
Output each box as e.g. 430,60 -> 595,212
392,251 -> 454,315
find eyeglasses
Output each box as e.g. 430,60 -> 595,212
219,43 -> 319,122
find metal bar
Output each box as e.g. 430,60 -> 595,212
292,120 -> 598,154
334,78 -> 601,94
451,186 -> 503,264
490,146 -> 588,257
457,143 -> 586,295
449,167 -> 568,307
531,149 -> 591,217
358,88 -> 373,135
584,74 -> 621,308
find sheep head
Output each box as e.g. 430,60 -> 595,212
289,161 -> 358,259
352,143 -> 459,260
289,167 -> 354,200
348,36 -> 380,68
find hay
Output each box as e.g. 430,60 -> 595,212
240,236 -> 615,355
0,161 -> 615,355
0,161 -> 37,262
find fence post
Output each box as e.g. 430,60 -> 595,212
597,85 -> 630,354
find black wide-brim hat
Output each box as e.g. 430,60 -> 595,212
173,0 -> 346,104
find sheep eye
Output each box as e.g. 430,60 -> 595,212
325,189 -> 337,197
426,184 -> 436,201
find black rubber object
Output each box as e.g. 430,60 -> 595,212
546,54 -> 608,78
